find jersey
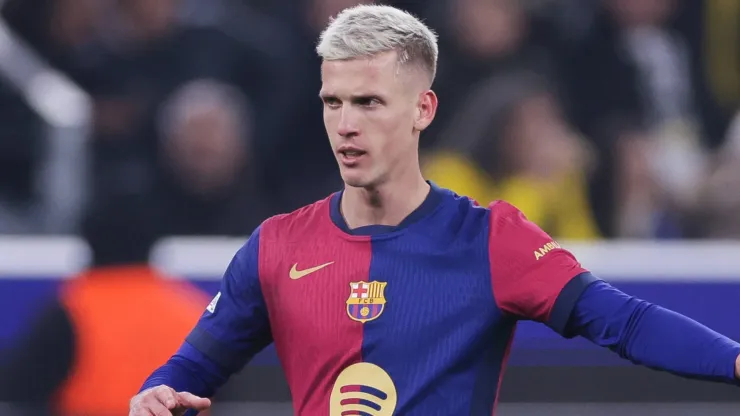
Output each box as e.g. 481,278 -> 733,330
185,183 -> 594,415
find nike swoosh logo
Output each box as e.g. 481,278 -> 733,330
289,262 -> 334,280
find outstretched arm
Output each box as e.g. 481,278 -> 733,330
566,279 -> 740,383
486,200 -> 740,383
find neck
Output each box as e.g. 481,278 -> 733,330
341,169 -> 430,229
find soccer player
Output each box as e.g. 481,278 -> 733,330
130,5 -> 740,416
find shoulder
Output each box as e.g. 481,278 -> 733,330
425,185 -> 491,243
485,199 -> 541,239
485,200 -> 566,260
439,197 -> 544,250
250,195 -> 338,287
222,194 -> 335,276
431,185 -> 489,218
258,194 -> 335,244
430,193 -> 530,236
486,200 -> 525,230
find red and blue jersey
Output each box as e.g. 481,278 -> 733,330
186,183 -> 596,415
148,182 -> 740,415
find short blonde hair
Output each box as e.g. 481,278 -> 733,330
316,4 -> 438,82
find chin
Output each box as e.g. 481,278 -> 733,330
341,175 -> 370,188
340,170 -> 376,189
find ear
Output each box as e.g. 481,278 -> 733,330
414,90 -> 438,132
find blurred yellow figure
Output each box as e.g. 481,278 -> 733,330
424,75 -> 600,240
425,151 -> 599,240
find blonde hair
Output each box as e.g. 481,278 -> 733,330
316,4 -> 438,82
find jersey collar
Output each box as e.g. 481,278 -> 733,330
329,181 -> 445,236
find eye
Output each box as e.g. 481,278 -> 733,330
321,96 -> 341,109
354,96 -> 382,107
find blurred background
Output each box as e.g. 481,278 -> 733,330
0,0 -> 739,414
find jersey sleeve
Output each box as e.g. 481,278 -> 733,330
185,225 -> 273,373
488,201 -> 599,336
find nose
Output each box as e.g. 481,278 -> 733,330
337,107 -> 359,138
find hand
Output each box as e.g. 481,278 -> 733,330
735,354 -> 740,380
130,385 -> 211,416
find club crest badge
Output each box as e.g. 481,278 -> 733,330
346,281 -> 387,323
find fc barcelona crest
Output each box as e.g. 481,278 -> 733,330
346,281 -> 387,323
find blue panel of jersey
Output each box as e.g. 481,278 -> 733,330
361,193 -> 515,415
186,226 -> 272,373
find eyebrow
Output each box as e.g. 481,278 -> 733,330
318,93 -> 384,102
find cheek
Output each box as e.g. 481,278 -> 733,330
322,109 -> 333,129
379,115 -> 415,164
323,110 -> 338,138
379,108 -> 412,133
372,115 -> 404,149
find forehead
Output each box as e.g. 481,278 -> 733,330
320,51 -> 401,94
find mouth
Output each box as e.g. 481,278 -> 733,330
337,148 -> 367,166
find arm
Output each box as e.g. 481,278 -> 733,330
138,225 -> 273,400
0,298 -> 75,406
487,201 -> 740,382
566,280 -> 740,383
487,200 -> 595,334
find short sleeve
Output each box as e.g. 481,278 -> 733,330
186,226 -> 273,373
487,201 -> 599,335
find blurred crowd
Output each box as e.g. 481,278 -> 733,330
0,0 -> 739,241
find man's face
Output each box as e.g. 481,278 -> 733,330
320,51 -> 435,188
455,0 -> 525,58
167,107 -> 245,195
